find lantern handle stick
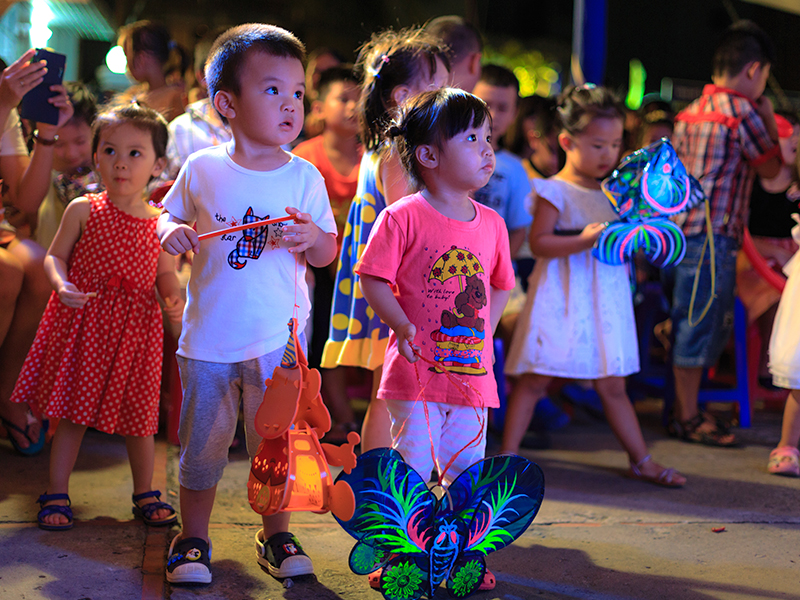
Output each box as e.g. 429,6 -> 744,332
197,215 -> 297,241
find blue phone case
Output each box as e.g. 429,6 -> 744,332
19,49 -> 66,126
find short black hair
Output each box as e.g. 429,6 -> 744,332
386,87 -> 490,189
92,101 -> 169,161
316,64 -> 358,101
65,81 -> 97,129
712,20 -> 776,78
119,20 -> 190,77
205,23 -> 306,106
426,15 -> 483,63
478,64 -> 519,94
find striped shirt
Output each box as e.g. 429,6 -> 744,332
673,84 -> 779,243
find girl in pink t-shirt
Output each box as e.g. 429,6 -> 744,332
357,88 -> 515,484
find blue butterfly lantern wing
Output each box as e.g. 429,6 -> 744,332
602,145 -> 654,221
334,448 -> 436,584
602,138 -> 704,222
447,456 -> 545,558
640,139 -> 704,217
593,219 -> 687,268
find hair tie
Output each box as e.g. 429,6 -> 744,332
386,123 -> 406,139
368,54 -> 391,79
168,40 -> 177,50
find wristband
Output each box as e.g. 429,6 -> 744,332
33,130 -> 58,146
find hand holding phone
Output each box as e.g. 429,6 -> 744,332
19,49 -> 66,126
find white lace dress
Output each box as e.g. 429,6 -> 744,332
769,224 -> 800,389
505,178 -> 640,378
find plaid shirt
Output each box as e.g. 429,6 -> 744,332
673,84 -> 780,243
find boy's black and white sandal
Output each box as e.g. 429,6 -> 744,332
166,535 -> 212,585
255,529 -> 314,578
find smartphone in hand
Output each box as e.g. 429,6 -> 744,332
19,49 -> 66,126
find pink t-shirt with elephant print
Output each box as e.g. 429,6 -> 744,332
355,192 -> 515,408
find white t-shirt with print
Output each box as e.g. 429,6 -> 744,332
162,143 -> 336,363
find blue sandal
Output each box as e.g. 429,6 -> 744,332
37,493 -> 73,531
2,415 -> 48,457
132,490 -> 177,526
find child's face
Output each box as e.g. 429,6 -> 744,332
472,82 -> 518,144
319,81 -> 359,136
94,123 -> 165,200
53,121 -> 93,173
225,51 -> 305,147
562,117 -> 623,180
434,118 -> 495,192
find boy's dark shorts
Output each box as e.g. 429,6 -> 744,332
671,233 -> 738,369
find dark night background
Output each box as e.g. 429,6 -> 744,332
99,0 -> 800,100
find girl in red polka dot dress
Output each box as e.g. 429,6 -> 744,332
10,102 -> 185,530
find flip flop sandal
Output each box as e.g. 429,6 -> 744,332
1,414 -> 48,457
626,454 -> 685,488
37,493 -> 73,531
767,446 -> 800,477
667,412 -> 738,447
132,490 -> 178,526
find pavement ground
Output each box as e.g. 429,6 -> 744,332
1,399 -> 799,600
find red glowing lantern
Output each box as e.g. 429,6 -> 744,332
247,319 -> 359,522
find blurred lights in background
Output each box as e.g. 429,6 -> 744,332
29,0 -> 54,48
484,42 -> 562,98
105,46 -> 128,74
626,58 -> 646,110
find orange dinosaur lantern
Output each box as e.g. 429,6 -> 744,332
248,318 -> 359,522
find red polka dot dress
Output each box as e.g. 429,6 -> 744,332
11,192 -> 164,437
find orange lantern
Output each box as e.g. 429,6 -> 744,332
248,319 -> 358,522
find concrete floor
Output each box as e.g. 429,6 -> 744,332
1,401 -> 799,600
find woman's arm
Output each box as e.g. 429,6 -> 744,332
360,273 -> 418,363
529,196 -> 605,258
13,85 -> 73,215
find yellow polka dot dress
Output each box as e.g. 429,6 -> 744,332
321,152 -> 390,371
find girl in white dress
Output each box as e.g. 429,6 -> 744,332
502,84 -> 685,487
766,217 -> 800,477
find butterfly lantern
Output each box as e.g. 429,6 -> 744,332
247,318 -> 360,522
334,449 -> 545,600
593,137 -> 705,268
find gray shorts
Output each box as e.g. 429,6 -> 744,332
176,337 -> 304,490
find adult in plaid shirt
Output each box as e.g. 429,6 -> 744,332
669,20 -> 781,446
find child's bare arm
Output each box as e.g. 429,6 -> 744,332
508,227 -> 526,258
44,198 -> 92,308
529,197 -> 606,258
282,206 -> 337,268
489,286 -> 512,336
158,210 -> 199,255
155,251 -> 184,325
360,274 -> 418,363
